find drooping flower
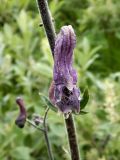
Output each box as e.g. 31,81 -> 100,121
15,97 -> 27,128
49,25 -> 81,114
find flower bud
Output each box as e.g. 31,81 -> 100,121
15,97 -> 27,128
33,114 -> 43,126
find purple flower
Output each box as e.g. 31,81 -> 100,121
49,25 -> 81,114
15,97 -> 27,128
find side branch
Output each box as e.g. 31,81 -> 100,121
43,107 -> 54,160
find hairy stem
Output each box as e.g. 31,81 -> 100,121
36,0 -> 80,159
65,114 -> 80,160
37,0 -> 56,55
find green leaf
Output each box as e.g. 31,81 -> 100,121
95,109 -> 108,121
39,92 -> 57,112
80,88 -> 89,110
17,10 -> 27,34
11,146 -> 31,160
73,110 -> 88,115
80,110 -> 88,115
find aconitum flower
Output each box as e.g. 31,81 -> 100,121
15,97 -> 27,128
49,25 -> 81,114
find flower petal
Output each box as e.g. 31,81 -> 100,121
49,25 -> 81,114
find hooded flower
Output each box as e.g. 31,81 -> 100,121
49,25 -> 81,114
15,97 -> 27,128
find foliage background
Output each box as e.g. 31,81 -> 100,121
0,0 -> 120,160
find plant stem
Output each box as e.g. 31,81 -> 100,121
27,107 -> 54,160
36,0 -> 56,56
43,108 -> 54,160
36,0 -> 80,159
65,114 -> 80,160
26,118 -> 44,132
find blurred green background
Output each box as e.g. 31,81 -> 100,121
0,0 -> 120,160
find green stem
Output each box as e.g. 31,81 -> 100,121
26,118 -> 44,132
26,107 -> 54,160
43,108 -> 54,160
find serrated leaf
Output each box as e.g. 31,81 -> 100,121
80,88 -> 89,110
39,93 -> 57,112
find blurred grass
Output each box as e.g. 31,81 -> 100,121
0,0 -> 120,160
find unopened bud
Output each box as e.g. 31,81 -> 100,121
15,97 -> 27,128
33,114 -> 43,126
